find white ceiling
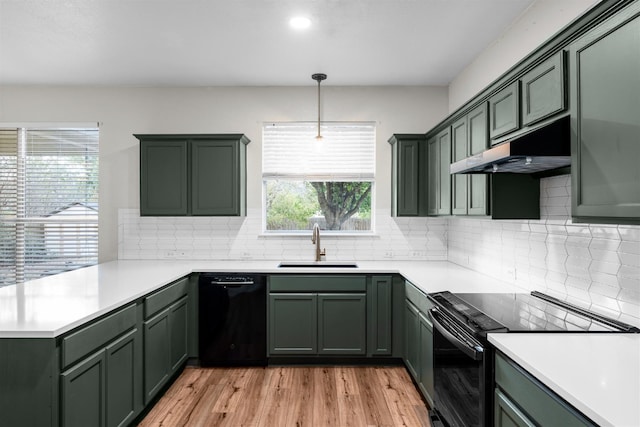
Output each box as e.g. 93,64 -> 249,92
0,0 -> 535,87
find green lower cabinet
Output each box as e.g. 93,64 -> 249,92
418,312 -> 434,408
61,350 -> 106,427
495,353 -> 596,426
144,307 -> 171,403
61,328 -> 142,427
105,329 -> 141,427
404,300 -> 420,379
143,296 -> 189,404
269,292 -> 367,356
169,297 -> 189,372
318,293 -> 366,355
367,276 -> 393,356
495,389 -> 536,427
269,293 -> 318,355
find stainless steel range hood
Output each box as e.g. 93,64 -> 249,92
450,116 -> 571,174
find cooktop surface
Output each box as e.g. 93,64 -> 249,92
430,291 -> 625,334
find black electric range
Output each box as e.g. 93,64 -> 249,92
426,291 -> 638,427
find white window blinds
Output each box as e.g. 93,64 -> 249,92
0,127 -> 99,286
262,122 -> 375,181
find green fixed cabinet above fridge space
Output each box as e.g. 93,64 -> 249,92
137,134 -> 250,216
569,1 -> 640,224
389,134 -> 428,216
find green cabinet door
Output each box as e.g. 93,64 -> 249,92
489,82 -> 520,140
404,300 -> 420,380
169,297 -> 189,372
495,353 -> 596,426
418,311 -> 434,408
427,128 -> 451,216
269,293 -> 318,355
467,103 -> 489,215
143,307 -> 171,404
570,4 -> 640,223
105,329 -> 141,427
61,350 -> 106,427
191,139 -> 243,216
495,389 -> 536,427
140,140 -> 188,216
451,117 -> 468,215
143,296 -> 189,404
389,135 -> 427,216
318,293 -> 366,355
427,136 -> 438,216
367,276 -> 392,356
521,51 -> 566,126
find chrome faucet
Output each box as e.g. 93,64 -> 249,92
311,223 -> 326,262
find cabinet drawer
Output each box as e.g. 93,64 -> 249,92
495,353 -> 595,426
144,276 -> 189,319
62,304 -> 137,369
269,275 -> 366,292
405,281 -> 432,315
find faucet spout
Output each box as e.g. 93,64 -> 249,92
311,223 -> 326,262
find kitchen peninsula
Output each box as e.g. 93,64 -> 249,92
1,260 -> 638,427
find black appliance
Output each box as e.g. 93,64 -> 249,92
427,290 -> 639,427
198,273 -> 267,366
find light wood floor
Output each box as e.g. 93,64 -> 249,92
138,366 -> 431,427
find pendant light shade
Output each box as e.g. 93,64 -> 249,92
312,73 -> 327,140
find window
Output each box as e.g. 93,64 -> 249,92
0,127 -> 99,287
263,122 -> 375,233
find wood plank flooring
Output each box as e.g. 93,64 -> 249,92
138,366 -> 431,427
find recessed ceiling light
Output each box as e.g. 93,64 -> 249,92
289,16 -> 311,30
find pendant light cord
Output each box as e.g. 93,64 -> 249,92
312,73 -> 327,140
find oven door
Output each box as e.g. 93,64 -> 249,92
429,307 -> 490,427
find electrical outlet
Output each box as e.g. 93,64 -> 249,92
165,251 -> 176,258
384,251 -> 394,258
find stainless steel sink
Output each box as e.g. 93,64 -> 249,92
278,261 -> 358,268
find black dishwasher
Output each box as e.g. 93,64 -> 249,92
198,273 -> 267,366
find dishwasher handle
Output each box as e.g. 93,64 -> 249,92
428,307 -> 484,361
209,280 -> 255,286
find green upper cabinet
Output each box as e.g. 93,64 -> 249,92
521,51 -> 566,126
569,2 -> 640,224
427,127 -> 451,215
489,81 -> 520,140
389,134 -> 427,216
451,116 -> 468,215
451,103 -> 489,216
137,134 -> 250,216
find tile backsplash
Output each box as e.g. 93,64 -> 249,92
448,175 -> 640,325
119,175 -> 639,324
118,209 -> 448,262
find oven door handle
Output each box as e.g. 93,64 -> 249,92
428,308 -> 484,361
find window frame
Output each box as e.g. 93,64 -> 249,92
261,121 -> 376,236
0,124 -> 99,286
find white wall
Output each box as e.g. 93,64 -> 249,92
0,85 -> 448,261
448,0 -> 599,112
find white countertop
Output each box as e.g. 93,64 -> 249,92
489,333 -> 640,427
1,259 -> 638,426
0,259 -> 521,338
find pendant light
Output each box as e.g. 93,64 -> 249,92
312,73 -> 327,140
